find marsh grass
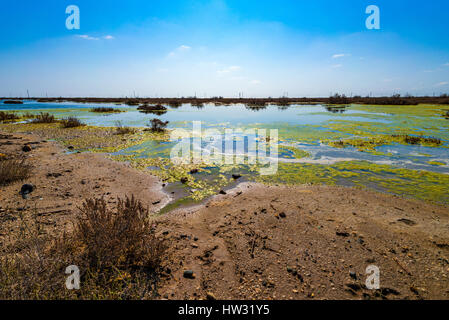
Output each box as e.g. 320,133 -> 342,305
0,159 -> 32,186
61,117 -> 85,128
32,112 -> 56,123
90,107 -> 122,113
0,111 -> 20,122
115,120 -> 136,135
137,104 -> 167,116
0,196 -> 166,299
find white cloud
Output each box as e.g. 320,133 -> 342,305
436,81 -> 448,87
167,45 -> 191,57
331,64 -> 343,68
178,45 -> 191,51
76,35 -> 99,40
103,35 -> 114,40
217,65 -> 241,75
332,53 -> 350,59
250,80 -> 261,85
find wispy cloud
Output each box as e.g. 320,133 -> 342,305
103,35 -> 114,40
168,45 -> 191,57
332,53 -> 350,59
444,63 -> 449,67
76,35 -> 99,40
436,81 -> 448,87
331,64 -> 343,69
217,65 -> 241,75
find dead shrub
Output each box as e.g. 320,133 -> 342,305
147,118 -> 169,132
0,159 -> 32,186
0,196 -> 166,299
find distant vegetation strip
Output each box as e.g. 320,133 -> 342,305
2,94 -> 449,106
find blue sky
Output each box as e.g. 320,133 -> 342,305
1,0 -> 448,97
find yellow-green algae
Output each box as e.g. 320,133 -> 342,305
427,161 -> 446,166
325,134 -> 442,153
279,145 -> 311,159
0,122 -> 169,153
255,160 -> 449,204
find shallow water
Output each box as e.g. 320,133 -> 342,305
2,99 -> 449,203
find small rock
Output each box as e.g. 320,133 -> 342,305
183,270 -> 195,279
19,184 -> 35,199
397,218 -> 417,226
232,174 -> 242,180
189,169 -> 199,174
336,231 -> 350,237
180,177 -> 188,184
206,292 -> 216,300
22,145 -> 32,152
279,212 -> 286,218
219,190 -> 227,195
349,271 -> 357,280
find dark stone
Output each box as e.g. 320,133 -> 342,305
183,270 -> 195,279
22,145 -> 32,152
19,184 -> 35,199
336,231 -> 350,237
349,271 -> 357,280
180,177 -> 188,184
189,169 -> 199,174
380,287 -> 400,296
219,190 -> 227,195
397,218 -> 417,226
279,212 -> 287,218
232,174 -> 242,180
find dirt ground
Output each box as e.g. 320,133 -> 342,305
0,132 -> 169,238
1,131 -> 448,300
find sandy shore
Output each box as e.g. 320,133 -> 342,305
1,131 -> 448,300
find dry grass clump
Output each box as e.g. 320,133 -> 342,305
0,196 -> 166,299
115,120 -> 136,135
0,111 -> 20,122
76,197 -> 165,270
61,117 -> 85,128
32,112 -> 56,123
0,159 -> 32,186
